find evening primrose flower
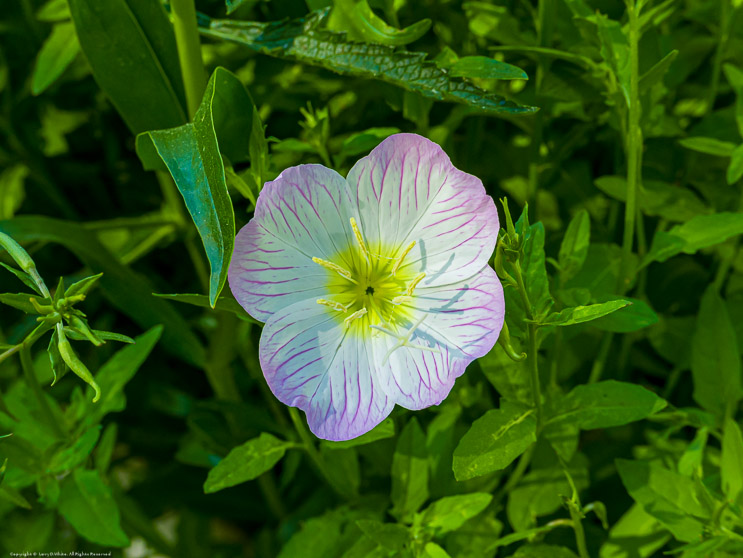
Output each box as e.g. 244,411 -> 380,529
228,134 -> 505,441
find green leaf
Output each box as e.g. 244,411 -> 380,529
448,56 -> 528,80
545,381 -> 667,431
200,10 -> 537,115
320,446 -> 360,498
722,419 -> 743,502
58,469 -> 129,547
63,328 -> 134,344
47,329 -> 65,385
0,293 -> 49,314
47,426 -> 101,473
339,127 -> 401,158
420,493 -> 493,535
599,503 -> 670,558
425,542 -> 453,558
322,417 -> 394,449
480,344 -> 532,405
616,459 -> 712,543
32,22 -> 80,95
453,400 -> 536,481
591,296 -> 659,333
540,299 -> 630,326
390,417 -> 429,519
0,164 -> 28,220
64,273 -> 103,298
514,545 -> 579,558
356,520 -> 410,551
68,0 -> 187,133
0,263 -> 39,294
95,423 -> 117,475
140,69 -> 237,307
558,209 -> 590,282
83,326 -> 163,425
639,49 -> 678,93
691,287 -> 742,417
153,293 -> 257,323
727,143 -> 743,184
678,136 -> 736,157
37,0 -> 71,21
328,0 -> 431,46
203,433 -> 296,493
0,217 -> 205,366
278,511 -> 345,558
677,428 -> 707,477
642,212 -> 743,267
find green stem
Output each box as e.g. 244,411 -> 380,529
619,0 -> 643,295
170,0 -> 207,119
287,407 -> 342,496
588,332 -> 613,384
20,344 -> 65,439
512,261 -> 542,429
569,504 -> 590,558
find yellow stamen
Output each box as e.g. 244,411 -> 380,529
316,298 -> 348,313
391,295 -> 412,306
350,217 -> 370,262
344,307 -> 367,327
406,272 -> 426,296
312,257 -> 355,282
391,241 -> 416,276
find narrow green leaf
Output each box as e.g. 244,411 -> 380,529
453,400 -> 536,481
65,272 -> 103,298
47,426 -> 101,473
449,56 -> 528,80
678,136 -> 736,157
722,419 -> 743,502
0,293 -> 49,314
599,503 -> 670,558
558,209 -> 590,282
63,328 -> 135,344
544,380 -> 667,431
421,493 -> 493,535
0,217 -> 205,366
390,417 -> 429,519
68,0 -> 187,133
58,469 -> 129,547
691,287 -> 742,416
32,22 -> 80,95
37,0 -> 71,21
95,423 -> 117,475
154,293 -> 257,323
0,263 -> 40,295
639,49 -> 678,93
0,164 -> 28,220
540,299 -> 630,327
200,10 -> 537,115
727,143 -> 743,184
48,328 -> 65,385
203,433 -> 296,493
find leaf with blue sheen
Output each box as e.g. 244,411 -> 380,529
453,400 -> 536,481
58,469 -> 129,547
68,0 -> 187,134
0,218 -> 204,366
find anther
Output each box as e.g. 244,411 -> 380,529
344,307 -> 367,327
350,218 -> 370,262
391,295 -> 412,306
405,272 -> 426,296
391,241 -> 416,276
312,257 -> 356,283
316,298 -> 348,313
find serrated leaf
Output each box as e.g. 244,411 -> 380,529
204,433 -> 296,493
31,22 -> 80,95
200,9 -> 537,115
390,417 -> 428,519
453,400 -> 536,481
421,493 -> 493,535
58,469 -> 129,547
540,299 -> 630,326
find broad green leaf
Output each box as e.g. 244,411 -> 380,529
513,545 -> 578,558
32,22 -> 80,95
678,136 -> 736,157
37,0 -> 71,21
691,288 -> 742,417
390,417 -> 429,519
141,68 -> 237,307
540,299 -> 630,326
648,315 -> 695,369
544,380 -> 667,432
721,418 -> 743,502
83,326 -> 163,425
0,218 -> 205,366
47,426 -> 101,473
0,293 -> 49,314
320,445 -> 360,498
591,297 -> 659,333
480,344 -> 532,405
58,469 -> 129,547
203,433 -> 296,493
68,0 -> 187,133
356,520 -> 410,551
677,428 -> 707,477
616,459 -> 712,543
0,164 -> 28,220
599,503 -> 670,558
339,127 -> 400,159
425,542 -> 452,558
727,143 -> 743,184
278,512 -> 344,558
420,493 -> 492,535
328,0 -> 431,46
200,10 -> 537,115
642,212 -> 743,267
558,209 -> 590,282
453,400 -> 536,481
449,56 -> 528,80
154,293 -> 258,323
322,417 -> 394,449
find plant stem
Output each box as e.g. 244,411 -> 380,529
170,0 -> 207,119
287,406 -> 342,496
619,0 -> 643,295
20,344 -> 65,439
569,504 -> 590,558
512,261 -> 542,429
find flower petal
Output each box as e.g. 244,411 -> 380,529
347,133 -> 499,287
229,164 -> 357,321
259,298 -> 394,441
372,266 -> 504,410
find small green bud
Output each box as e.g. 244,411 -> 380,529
497,322 -> 526,362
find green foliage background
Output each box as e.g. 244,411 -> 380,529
0,0 -> 742,556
